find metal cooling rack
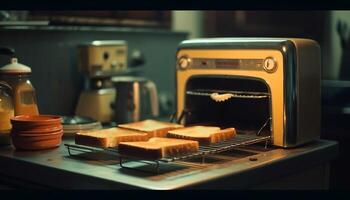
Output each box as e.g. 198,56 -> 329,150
65,134 -> 271,173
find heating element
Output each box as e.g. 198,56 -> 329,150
186,89 -> 270,99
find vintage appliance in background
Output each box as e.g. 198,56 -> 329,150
75,40 -> 128,123
175,38 -> 321,147
75,40 -> 156,124
111,76 -> 158,124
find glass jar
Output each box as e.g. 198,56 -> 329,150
0,81 -> 14,136
3,74 -> 39,116
0,57 -> 39,116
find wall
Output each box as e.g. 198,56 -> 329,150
0,26 -> 187,116
171,11 -> 204,39
324,11 -> 350,79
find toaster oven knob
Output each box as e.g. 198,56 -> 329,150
178,57 -> 191,70
263,57 -> 277,73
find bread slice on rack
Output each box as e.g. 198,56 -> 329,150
118,137 -> 199,160
118,119 -> 184,138
75,127 -> 148,148
167,126 -> 236,145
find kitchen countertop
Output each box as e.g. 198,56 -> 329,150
0,138 -> 338,189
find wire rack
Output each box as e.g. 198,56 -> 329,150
65,134 -> 271,173
186,89 -> 270,99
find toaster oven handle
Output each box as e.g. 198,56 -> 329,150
145,81 -> 159,117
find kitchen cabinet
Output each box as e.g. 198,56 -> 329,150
203,11 -> 327,44
27,11 -> 171,28
322,80 -> 350,189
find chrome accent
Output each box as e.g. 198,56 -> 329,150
177,56 -> 191,70
189,58 -> 264,70
281,41 -> 297,147
263,57 -> 277,73
90,40 -> 127,46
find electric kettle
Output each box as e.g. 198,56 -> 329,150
111,76 -> 159,124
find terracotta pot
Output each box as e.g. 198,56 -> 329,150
11,115 -> 62,126
11,129 -> 63,139
12,130 -> 63,141
11,131 -> 62,150
12,125 -> 63,135
12,137 -> 61,150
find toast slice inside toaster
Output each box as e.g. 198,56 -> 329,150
75,127 -> 149,148
118,119 -> 184,138
118,137 -> 199,160
167,126 -> 236,145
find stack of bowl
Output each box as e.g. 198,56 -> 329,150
10,115 -> 63,150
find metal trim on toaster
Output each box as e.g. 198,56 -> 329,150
280,41 -> 298,147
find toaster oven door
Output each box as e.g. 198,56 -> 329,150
181,75 -> 271,136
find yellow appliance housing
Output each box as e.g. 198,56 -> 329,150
175,38 -> 321,148
78,40 -> 128,76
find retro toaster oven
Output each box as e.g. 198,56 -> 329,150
175,38 -> 321,148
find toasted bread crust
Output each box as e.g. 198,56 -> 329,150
118,119 -> 184,138
75,127 -> 148,148
118,137 -> 199,160
167,126 -> 236,145
75,134 -> 109,148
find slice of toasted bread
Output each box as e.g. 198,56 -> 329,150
118,137 -> 199,160
167,126 -> 236,145
75,127 -> 148,148
118,119 -> 184,138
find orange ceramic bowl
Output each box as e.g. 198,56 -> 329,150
11,130 -> 63,139
11,115 -> 62,126
12,124 -> 62,132
11,131 -> 63,150
11,137 -> 61,150
12,125 -> 63,135
11,115 -> 62,132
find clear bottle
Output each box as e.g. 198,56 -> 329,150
0,81 -> 14,145
0,58 -> 39,116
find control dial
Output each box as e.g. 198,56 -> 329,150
263,57 -> 277,73
178,56 -> 191,70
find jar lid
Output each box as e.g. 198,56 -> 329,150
0,58 -> 31,75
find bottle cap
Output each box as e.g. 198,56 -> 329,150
0,58 -> 31,75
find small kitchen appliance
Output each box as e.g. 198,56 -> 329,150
111,76 -> 159,124
175,38 -> 321,148
75,40 -> 128,123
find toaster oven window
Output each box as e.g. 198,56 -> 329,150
184,76 -> 271,136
